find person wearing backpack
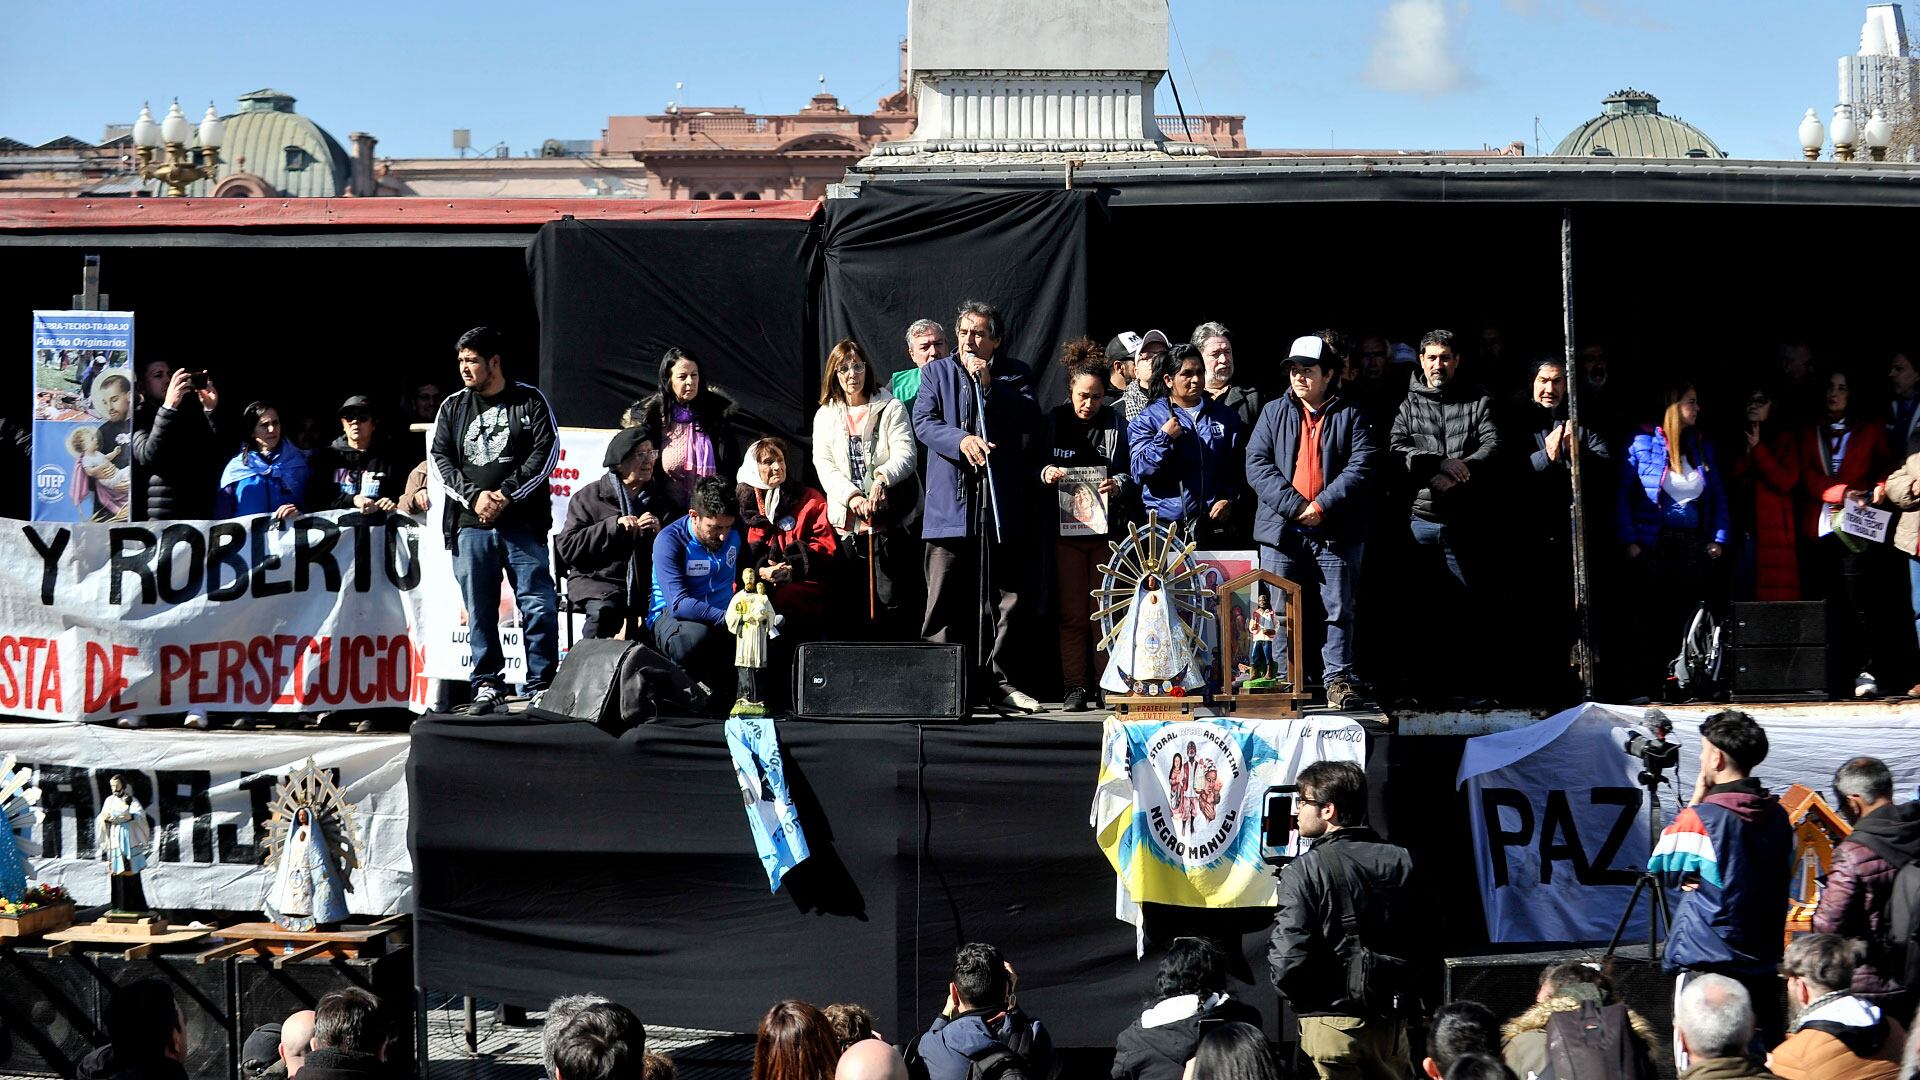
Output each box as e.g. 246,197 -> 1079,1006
1813,756 -> 1920,1011
1267,760 -> 1419,1080
906,943 -> 1055,1080
1500,961 -> 1658,1080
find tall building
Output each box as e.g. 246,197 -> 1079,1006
1840,4 -> 1919,115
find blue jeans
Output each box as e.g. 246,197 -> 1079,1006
452,526 -> 558,691
1261,533 -> 1362,684
1408,516 -> 1484,696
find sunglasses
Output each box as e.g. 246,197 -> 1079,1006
341,411 -> 373,422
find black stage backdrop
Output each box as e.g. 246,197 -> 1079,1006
819,189 -> 1096,407
529,215 -> 817,439
410,714 -> 1427,1045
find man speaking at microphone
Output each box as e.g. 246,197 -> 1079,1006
912,299 -> 1043,714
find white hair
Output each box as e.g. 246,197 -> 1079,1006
1676,974 -> 1753,1059
1190,322 -> 1231,350
541,993 -> 612,1078
905,319 -> 945,349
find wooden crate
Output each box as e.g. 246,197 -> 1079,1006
0,900 -> 75,941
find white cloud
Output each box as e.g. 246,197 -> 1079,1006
1364,0 -> 1477,96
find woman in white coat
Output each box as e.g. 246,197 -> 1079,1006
812,339 -> 918,637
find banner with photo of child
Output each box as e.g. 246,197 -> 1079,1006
30,311 -> 135,523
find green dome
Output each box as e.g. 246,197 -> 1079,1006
181,89 -> 351,197
1552,89 -> 1726,160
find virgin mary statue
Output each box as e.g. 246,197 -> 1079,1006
266,807 -> 348,930
1099,572 -> 1209,696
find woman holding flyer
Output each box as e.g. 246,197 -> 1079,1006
1796,368 -> 1895,699
1040,338 -> 1134,712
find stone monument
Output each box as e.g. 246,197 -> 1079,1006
861,0 -> 1210,165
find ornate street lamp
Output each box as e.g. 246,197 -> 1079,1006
1831,104 -> 1860,162
1866,108 -> 1894,161
132,100 -> 224,196
1798,108 -> 1826,161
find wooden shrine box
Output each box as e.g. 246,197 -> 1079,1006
1212,568 -> 1310,718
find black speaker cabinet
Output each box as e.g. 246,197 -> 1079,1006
542,637 -> 633,723
1729,645 -> 1827,701
1729,601 -> 1827,646
97,954 -> 235,1080
794,642 -> 966,721
1444,947 -> 1676,1080
0,947 -> 100,1077
232,949 -> 415,1078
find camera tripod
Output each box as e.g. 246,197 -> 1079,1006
1603,757 -> 1674,963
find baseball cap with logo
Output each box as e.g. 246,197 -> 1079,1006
1286,336 -> 1327,366
1135,329 -> 1172,360
1106,332 -> 1144,363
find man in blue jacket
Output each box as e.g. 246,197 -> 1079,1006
912,300 -> 1042,714
1245,336 -> 1377,711
1648,710 -> 1794,1059
908,943 -> 1052,1080
649,476 -> 743,705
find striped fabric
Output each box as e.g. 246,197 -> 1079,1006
1648,806 -> 1723,888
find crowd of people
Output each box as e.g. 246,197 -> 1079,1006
63,710 -> 1919,1080
79,304 -> 1920,722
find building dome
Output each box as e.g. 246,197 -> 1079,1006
1551,89 -> 1727,159
183,89 -> 352,197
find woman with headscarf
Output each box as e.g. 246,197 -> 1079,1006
735,437 -> 838,691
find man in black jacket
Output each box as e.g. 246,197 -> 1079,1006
131,360 -> 222,522
556,427 -> 679,641
1389,329 -> 1500,703
297,989 -> 390,1080
307,397 -> 397,513
1269,760 -> 1416,1080
429,326 -> 560,715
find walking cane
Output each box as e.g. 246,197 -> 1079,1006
867,526 -> 877,622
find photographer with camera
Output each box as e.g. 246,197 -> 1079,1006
1648,710 -> 1794,1063
1268,760 -> 1420,1080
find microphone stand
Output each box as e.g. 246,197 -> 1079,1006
968,353 -> 1000,706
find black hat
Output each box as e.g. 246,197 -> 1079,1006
337,395 -> 373,416
241,1023 -> 283,1067
603,426 -> 654,467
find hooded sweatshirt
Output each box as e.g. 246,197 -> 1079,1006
915,1008 -> 1054,1080
1649,778 -> 1794,976
1767,994 -> 1906,1080
1813,801 -> 1920,997
1110,994 -> 1262,1080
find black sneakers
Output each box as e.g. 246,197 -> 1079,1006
469,685 -> 505,716
1063,686 -> 1090,712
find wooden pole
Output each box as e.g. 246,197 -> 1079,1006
1561,209 -> 1597,699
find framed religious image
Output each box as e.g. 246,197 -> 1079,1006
1213,568 -> 1309,718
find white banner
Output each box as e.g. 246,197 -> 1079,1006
1458,702 -> 1920,944
415,426 -> 614,680
2,723 -> 411,914
0,510 -> 430,721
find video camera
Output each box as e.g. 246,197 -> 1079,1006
1623,708 -> 1680,781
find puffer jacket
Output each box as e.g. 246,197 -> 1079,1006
1388,370 -> 1500,523
130,399 -> 220,521
1648,778 -> 1794,977
1766,995 -> 1906,1080
1728,430 -> 1802,600
1110,994 -> 1263,1080
1129,395 -> 1242,524
1616,425 -> 1731,549
1267,826 -> 1419,1016
1880,428 -> 1920,557
1812,801 -> 1920,998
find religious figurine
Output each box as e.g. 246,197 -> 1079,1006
725,567 -> 782,717
95,775 -> 151,914
262,759 -> 361,931
1094,515 -> 1211,699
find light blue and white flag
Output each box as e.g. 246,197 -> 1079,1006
724,716 -> 810,892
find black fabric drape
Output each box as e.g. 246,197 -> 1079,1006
408,714 -> 1305,1046
529,215 -> 818,442
819,189 -> 1096,408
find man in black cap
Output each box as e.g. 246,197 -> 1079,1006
556,428 -> 681,641
307,396 -> 397,513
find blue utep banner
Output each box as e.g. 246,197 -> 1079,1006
31,311 -> 136,523
724,716 -> 810,892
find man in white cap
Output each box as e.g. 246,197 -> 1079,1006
1245,335 -> 1378,710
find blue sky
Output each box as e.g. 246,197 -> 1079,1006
0,1 -> 1888,160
